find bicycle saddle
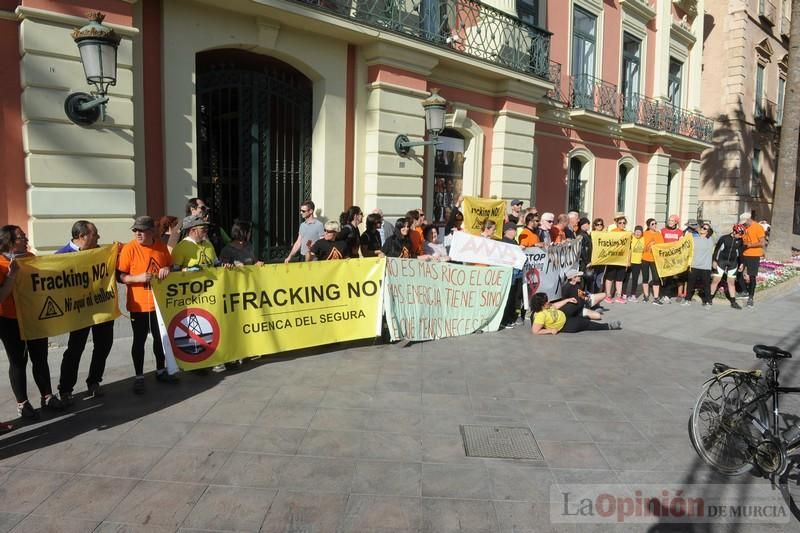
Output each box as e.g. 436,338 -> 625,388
753,344 -> 792,359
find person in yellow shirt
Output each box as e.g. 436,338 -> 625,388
624,225 -> 645,302
530,293 -> 621,335
740,212 -> 766,308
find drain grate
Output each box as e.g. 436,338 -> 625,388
460,425 -> 544,460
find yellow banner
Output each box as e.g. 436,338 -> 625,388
652,236 -> 694,278
590,231 -> 632,266
462,196 -> 506,239
153,258 -> 385,370
12,244 -> 120,340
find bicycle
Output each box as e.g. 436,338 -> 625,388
689,344 -> 800,518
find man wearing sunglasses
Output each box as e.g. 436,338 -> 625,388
285,200 -> 325,263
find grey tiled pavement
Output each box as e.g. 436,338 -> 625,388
1,281 -> 800,532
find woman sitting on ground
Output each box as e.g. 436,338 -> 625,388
530,292 -> 621,335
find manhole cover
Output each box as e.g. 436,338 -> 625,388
460,425 -> 544,460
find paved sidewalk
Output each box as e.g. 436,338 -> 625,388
1,282 -> 799,532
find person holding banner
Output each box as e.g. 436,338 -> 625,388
382,218 -> 415,258
603,213 -> 629,304
220,220 -> 263,266
0,225 -> 65,418
337,206 -> 363,258
641,218 -> 665,305
56,221 -> 114,403
118,216 -> 176,394
423,225 -> 448,260
309,220 -> 349,261
623,225 -> 645,302
360,213 -> 384,258
405,210 -> 425,257
172,215 -> 218,270
518,212 -> 541,248
530,292 -> 621,335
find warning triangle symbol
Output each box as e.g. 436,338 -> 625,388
147,257 -> 161,274
39,296 -> 64,320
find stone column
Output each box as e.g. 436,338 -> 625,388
489,111 -> 536,200
646,152 -> 670,221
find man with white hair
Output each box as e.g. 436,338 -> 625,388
567,211 -> 580,239
740,211 -> 766,308
539,212 -> 554,245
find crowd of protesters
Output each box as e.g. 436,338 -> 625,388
0,194 -> 769,425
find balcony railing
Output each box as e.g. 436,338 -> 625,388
568,73 -> 620,118
290,0 -> 555,81
621,93 -> 713,143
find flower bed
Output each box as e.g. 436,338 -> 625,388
755,259 -> 799,291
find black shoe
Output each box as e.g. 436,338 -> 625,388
156,371 -> 180,384
747,298 -> 754,308
224,361 -> 242,370
87,383 -> 104,398
59,392 -> 74,407
41,395 -> 65,411
500,322 -> 515,330
730,300 -> 742,310
17,401 -> 39,420
608,320 -> 623,330
133,377 -> 145,395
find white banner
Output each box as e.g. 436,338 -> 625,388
448,231 -> 526,269
521,239 -> 582,306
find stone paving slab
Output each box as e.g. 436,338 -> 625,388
0,281 -> 799,531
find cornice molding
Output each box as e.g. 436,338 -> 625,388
620,0 -> 656,24
670,20 -> 696,48
14,6 -> 139,36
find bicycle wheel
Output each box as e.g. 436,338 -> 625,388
690,374 -> 767,475
779,454 -> 800,521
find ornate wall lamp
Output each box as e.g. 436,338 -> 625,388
394,89 -> 447,156
64,12 -> 120,125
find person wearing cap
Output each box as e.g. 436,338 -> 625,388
710,224 -> 745,309
684,223 -> 715,307
181,198 -> 230,256
530,292 -> 621,335
171,215 -> 218,271
308,220 -> 349,261
508,199 -> 523,224
118,216 -> 176,394
55,220 -> 114,403
740,212 -> 766,308
603,213 -> 629,304
500,222 -> 523,328
560,269 -> 605,319
286,200 -> 325,263
623,225 -> 645,302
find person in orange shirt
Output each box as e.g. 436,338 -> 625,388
0,225 -> 65,419
518,212 -> 541,248
740,212 -> 766,308
117,216 -> 176,394
603,213 -> 629,304
640,218 -> 665,304
406,210 -> 425,257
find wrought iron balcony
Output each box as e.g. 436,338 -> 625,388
568,73 -> 620,118
290,0 -> 555,81
621,93 -> 713,143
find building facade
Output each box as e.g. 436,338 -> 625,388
0,0 -> 712,258
699,0 -> 790,229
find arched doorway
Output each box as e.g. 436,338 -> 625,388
196,50 -> 313,261
566,150 -> 594,214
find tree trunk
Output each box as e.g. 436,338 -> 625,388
770,0 -> 800,260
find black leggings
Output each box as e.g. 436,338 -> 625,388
130,311 -> 165,376
0,316 -> 52,403
640,260 -> 661,286
562,317 -> 611,333
742,256 -> 760,298
624,263 -> 642,296
687,268 -> 712,304
59,320 -> 115,394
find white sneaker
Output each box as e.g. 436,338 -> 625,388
627,295 -> 638,303
661,296 -> 671,304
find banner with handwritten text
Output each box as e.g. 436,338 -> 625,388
652,236 -> 694,278
383,258 -> 511,341
590,231 -> 633,267
462,196 -> 506,239
12,245 -> 120,340
522,238 -> 582,306
448,230 -> 526,269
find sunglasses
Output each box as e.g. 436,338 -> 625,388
594,223 -> 604,227
542,219 -> 554,223
701,226 -> 710,230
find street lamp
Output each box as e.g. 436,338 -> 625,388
64,12 -> 121,125
395,89 -> 448,157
